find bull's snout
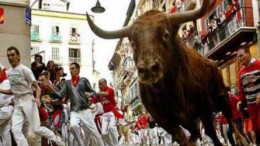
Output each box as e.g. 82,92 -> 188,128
137,63 -> 160,74
137,62 -> 163,84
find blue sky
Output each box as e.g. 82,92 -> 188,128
70,0 -> 132,82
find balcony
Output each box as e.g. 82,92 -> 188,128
68,34 -> 81,44
69,57 -> 81,63
50,34 -> 62,43
186,7 -> 256,63
108,52 -> 121,70
130,96 -> 141,110
31,32 -> 41,42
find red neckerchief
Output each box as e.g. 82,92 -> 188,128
0,68 -> 7,83
71,75 -> 80,86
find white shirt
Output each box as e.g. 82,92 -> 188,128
7,64 -> 36,97
0,79 -> 14,107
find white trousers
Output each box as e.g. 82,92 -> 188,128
12,94 -> 61,146
100,111 -> 119,146
0,106 -> 13,146
70,109 -> 104,146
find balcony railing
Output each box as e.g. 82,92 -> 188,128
69,57 -> 81,63
69,34 -> 81,44
31,32 -> 41,41
185,7 -> 255,56
69,36 -> 81,44
50,34 -> 62,42
130,96 -> 140,107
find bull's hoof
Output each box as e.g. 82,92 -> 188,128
235,136 -> 250,146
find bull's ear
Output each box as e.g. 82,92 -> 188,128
168,0 -> 214,24
86,12 -> 131,39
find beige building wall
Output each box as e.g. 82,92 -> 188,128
0,1 -> 30,68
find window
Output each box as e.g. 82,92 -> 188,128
42,3 -> 50,10
70,27 -> 79,36
31,25 -> 40,41
51,26 -> 60,35
31,46 -> 40,55
69,48 -> 81,63
50,25 -> 61,42
31,25 -> 39,34
69,27 -> 80,43
52,47 -> 60,60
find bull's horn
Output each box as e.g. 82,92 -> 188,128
86,12 -> 130,39
168,0 -> 213,24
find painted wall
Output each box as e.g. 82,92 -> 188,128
0,2 -> 31,67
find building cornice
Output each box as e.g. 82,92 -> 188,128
0,1 -> 29,7
32,9 -> 89,20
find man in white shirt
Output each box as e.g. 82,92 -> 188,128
0,46 -> 64,146
0,63 -> 14,146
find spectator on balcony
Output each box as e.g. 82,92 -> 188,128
170,1 -> 177,14
213,15 -> 222,43
193,34 -> 203,51
218,11 -> 227,40
219,11 -> 226,23
233,0 -> 243,27
199,31 -> 208,54
182,27 -> 189,44
188,24 -> 195,35
226,3 -> 237,34
213,15 -> 222,28
71,31 -> 80,42
207,23 -> 216,49
176,0 -> 182,12
211,18 -> 218,31
200,31 -> 207,43
31,54 -> 46,80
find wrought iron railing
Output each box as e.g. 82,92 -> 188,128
31,32 -> 40,41
50,34 -> 62,42
69,57 -> 81,63
184,7 -> 254,56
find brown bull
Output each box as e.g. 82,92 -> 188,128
86,0 -> 248,145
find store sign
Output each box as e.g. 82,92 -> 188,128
25,7 -> 31,25
0,7 -> 4,24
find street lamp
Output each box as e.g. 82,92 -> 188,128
91,0 -> 105,13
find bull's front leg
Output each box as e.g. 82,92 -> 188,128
170,126 -> 191,146
229,121 -> 249,146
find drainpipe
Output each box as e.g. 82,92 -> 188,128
257,21 -> 260,59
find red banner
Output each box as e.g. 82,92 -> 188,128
0,7 -> 4,24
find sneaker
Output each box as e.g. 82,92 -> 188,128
54,136 -> 65,146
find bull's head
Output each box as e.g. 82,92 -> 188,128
87,0 -> 211,84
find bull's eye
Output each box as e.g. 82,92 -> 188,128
163,32 -> 170,41
131,42 -> 135,50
